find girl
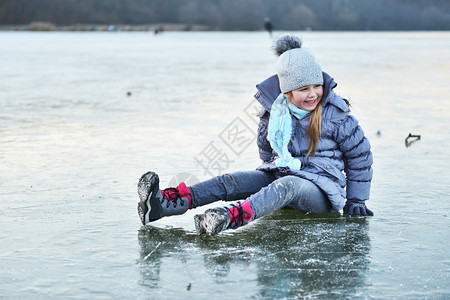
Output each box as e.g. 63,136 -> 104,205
137,34 -> 373,235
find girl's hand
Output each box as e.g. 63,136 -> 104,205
343,200 -> 374,216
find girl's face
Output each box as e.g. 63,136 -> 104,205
285,84 -> 323,111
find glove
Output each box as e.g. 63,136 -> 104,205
343,200 -> 374,216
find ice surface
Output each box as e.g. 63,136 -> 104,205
0,31 -> 449,299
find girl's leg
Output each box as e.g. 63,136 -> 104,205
249,175 -> 331,219
137,170 -> 275,226
195,175 -> 330,235
188,170 -> 276,208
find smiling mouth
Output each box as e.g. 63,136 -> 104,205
305,98 -> 318,105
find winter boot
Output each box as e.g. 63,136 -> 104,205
137,171 -> 192,225
194,201 -> 254,235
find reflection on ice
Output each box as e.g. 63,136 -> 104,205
138,210 -> 371,299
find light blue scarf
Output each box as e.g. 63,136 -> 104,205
267,93 -> 310,170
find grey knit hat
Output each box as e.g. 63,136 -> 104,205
274,34 -> 323,93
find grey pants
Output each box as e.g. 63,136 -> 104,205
189,170 -> 331,219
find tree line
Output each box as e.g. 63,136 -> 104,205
1,0 -> 449,30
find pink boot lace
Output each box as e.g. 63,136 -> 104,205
161,182 -> 192,208
227,201 -> 254,229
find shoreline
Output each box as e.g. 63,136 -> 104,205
0,22 -> 216,32
2,22 -> 449,32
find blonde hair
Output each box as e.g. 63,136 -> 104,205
305,102 -> 322,157
285,92 -> 322,157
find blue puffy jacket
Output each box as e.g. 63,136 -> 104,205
254,72 -> 373,212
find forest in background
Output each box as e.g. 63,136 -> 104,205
1,0 -> 450,31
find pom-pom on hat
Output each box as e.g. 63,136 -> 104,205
274,34 -> 323,93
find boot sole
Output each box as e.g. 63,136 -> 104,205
137,172 -> 162,224
194,214 -> 206,235
204,209 -> 229,236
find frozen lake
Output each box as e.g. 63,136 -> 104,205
1,31 -> 449,299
